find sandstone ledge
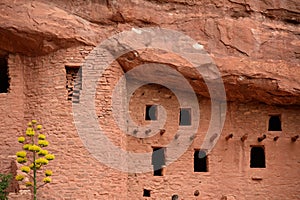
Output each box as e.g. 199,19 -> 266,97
0,0 -> 299,105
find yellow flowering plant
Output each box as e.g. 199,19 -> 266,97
25,182 -> 33,187
16,157 -> 27,164
37,150 -> 48,156
36,125 -> 42,130
38,140 -> 49,147
26,128 -> 35,136
23,144 -> 32,150
20,166 -> 30,173
35,158 -> 49,165
15,120 -> 55,200
38,134 -> 46,140
28,145 -> 41,152
18,137 -> 25,143
15,174 -> 24,181
44,170 -> 52,176
43,177 -> 51,183
45,154 -> 55,160
16,151 -> 27,158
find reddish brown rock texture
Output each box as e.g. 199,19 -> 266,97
0,0 -> 299,199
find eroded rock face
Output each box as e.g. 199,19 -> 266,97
0,0 -> 299,105
0,0 -> 105,55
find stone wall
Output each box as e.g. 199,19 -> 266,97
126,83 -> 300,199
0,44 -> 299,199
0,0 -> 299,198
0,46 -> 129,199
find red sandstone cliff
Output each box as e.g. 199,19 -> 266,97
0,0 -> 299,105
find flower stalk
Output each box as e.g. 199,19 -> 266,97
15,120 -> 55,200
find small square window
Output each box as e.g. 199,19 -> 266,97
250,146 -> 266,168
143,189 -> 151,197
179,108 -> 191,126
268,115 -> 282,131
145,105 -> 157,120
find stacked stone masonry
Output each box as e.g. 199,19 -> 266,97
0,45 -> 299,199
0,0 -> 299,200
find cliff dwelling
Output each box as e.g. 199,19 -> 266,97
0,0 -> 299,199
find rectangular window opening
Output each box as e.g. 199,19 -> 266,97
194,150 -> 208,172
152,147 -> 165,176
179,108 -> 191,126
143,189 -> 151,197
0,56 -> 10,93
250,146 -> 266,168
268,115 -> 282,131
145,105 -> 157,121
65,66 -> 82,103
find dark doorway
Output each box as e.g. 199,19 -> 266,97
0,56 -> 9,93
250,146 -> 266,168
152,147 -> 165,176
194,150 -> 208,172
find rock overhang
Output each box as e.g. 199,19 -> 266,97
0,0 -> 299,105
